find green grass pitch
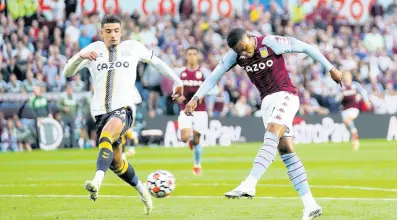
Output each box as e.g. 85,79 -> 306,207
0,139 -> 396,220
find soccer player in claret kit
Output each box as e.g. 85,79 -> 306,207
62,15 -> 184,215
184,28 -> 343,220
339,71 -> 371,150
174,46 -> 219,175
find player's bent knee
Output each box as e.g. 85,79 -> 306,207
343,119 -> 352,125
266,123 -> 286,138
180,129 -> 192,142
278,137 -> 295,155
192,132 -> 201,145
193,139 -> 200,146
103,117 -> 124,140
181,136 -> 190,143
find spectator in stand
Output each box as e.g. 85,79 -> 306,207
7,73 -> 22,93
43,58 -> 58,89
232,96 -> 252,117
299,90 -> 329,116
70,74 -> 86,92
0,112 -> 6,135
1,119 -> 18,152
65,13 -> 80,44
23,70 -> 36,92
78,29 -> 92,49
0,72 -> 7,93
2,56 -> 23,81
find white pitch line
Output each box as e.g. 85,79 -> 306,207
0,194 -> 395,201
0,183 -> 395,192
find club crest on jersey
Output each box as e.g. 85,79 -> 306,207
181,72 -> 187,77
259,47 -> 268,58
195,71 -> 202,79
97,61 -> 130,71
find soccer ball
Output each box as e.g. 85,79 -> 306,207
147,170 -> 176,198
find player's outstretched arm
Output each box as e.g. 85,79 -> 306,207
353,81 -> 371,107
201,67 -> 220,96
62,50 -> 96,77
193,50 -> 237,100
133,40 -> 184,99
263,36 -> 342,85
148,55 -> 185,99
148,55 -> 184,86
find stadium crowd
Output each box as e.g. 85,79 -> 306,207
0,1 -> 396,151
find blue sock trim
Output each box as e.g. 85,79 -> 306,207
194,144 -> 203,166
264,132 -> 279,143
281,153 -> 310,196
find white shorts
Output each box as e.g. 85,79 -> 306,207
261,91 -> 300,137
178,111 -> 208,134
341,108 -> 360,121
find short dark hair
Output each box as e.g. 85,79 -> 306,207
101,15 -> 121,27
186,46 -> 199,52
227,28 -> 246,48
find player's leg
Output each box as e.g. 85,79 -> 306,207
84,113 -> 125,201
225,122 -> 284,199
225,95 -> 282,198
191,111 -> 208,175
110,141 -> 152,215
225,92 -> 298,198
180,128 -> 192,143
278,137 -> 322,219
342,108 -> 360,150
191,130 -> 203,175
178,111 -> 194,149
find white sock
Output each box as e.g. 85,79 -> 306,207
134,181 -> 146,196
244,174 -> 258,187
250,132 -> 279,179
93,170 -> 105,187
301,191 -> 317,209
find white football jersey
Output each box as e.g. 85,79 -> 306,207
76,40 -> 152,116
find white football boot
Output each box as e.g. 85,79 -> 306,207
224,180 -> 256,199
302,204 -> 322,220
84,180 -> 99,201
139,183 -> 153,215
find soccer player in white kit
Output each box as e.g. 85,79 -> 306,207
62,15 -> 184,215
185,28 -> 343,219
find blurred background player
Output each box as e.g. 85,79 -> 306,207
121,86 -> 143,160
185,28 -> 343,220
62,15 -> 184,215
174,46 -> 219,175
339,72 -> 371,150
121,127 -> 137,160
